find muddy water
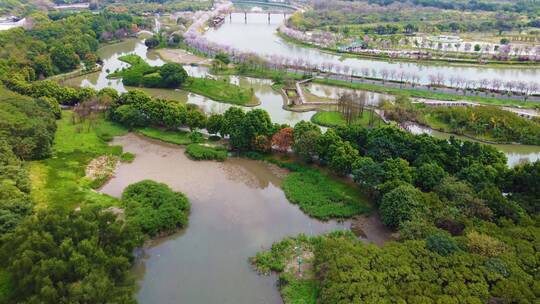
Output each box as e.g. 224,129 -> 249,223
100,134 -> 350,304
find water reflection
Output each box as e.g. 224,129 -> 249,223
407,123 -> 540,167
204,13 -> 540,86
65,38 -> 540,166
101,134 -> 350,304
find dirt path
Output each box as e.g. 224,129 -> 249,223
156,48 -> 212,65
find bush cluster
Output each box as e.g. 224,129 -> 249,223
185,144 -> 227,161
122,180 -> 190,237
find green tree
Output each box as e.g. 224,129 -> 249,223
381,158 -> 413,184
414,162 -> 447,191
159,63 -> 188,88
215,52 -> 230,64
51,45 -> 80,72
293,130 -> 320,162
426,232 -> 459,256
352,157 -> 384,190
186,108 -> 206,131
380,185 -> 423,228
114,104 -> 147,129
0,208 -> 143,303
122,180 -> 190,237
329,140 -> 359,175
145,36 -> 160,48
206,113 -> 224,136
316,129 -> 341,163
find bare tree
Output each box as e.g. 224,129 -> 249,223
380,69 -> 389,83
410,73 -> 420,87
516,81 -> 528,96
337,92 -> 366,125
523,82 -> 538,101
478,79 -> 490,90
428,74 -> 437,87
491,79 -> 503,92
361,67 -> 370,77
505,80 -> 517,95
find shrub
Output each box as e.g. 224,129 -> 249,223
185,144 -> 227,161
426,233 -> 459,256
122,180 -> 190,237
188,131 -> 204,143
120,152 -> 135,163
282,169 -> 369,219
466,231 -> 507,257
141,72 -> 163,88
380,185 -> 423,228
114,104 -> 147,129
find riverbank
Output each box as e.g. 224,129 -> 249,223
313,78 -> 539,109
277,28 -> 540,68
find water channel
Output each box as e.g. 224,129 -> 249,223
204,13 -> 540,86
100,133 -> 351,304
64,37 -> 540,167
65,15 -> 540,303
65,38 -> 315,126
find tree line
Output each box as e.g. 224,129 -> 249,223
0,9 -> 150,81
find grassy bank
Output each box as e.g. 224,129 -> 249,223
314,78 -> 537,108
182,77 -> 259,106
214,65 -> 304,82
110,54 -> 258,106
418,106 -> 540,145
136,127 -> 195,145
185,143 -> 227,161
311,111 -> 385,128
250,232 -> 356,304
30,111 -> 127,210
282,168 -> 370,220
277,31 -> 540,68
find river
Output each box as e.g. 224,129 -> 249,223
407,124 -> 540,167
100,133 -> 350,304
64,38 -> 315,126
204,13 -> 540,86
64,38 -> 540,166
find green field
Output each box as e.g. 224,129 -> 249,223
29,111 -> 127,210
311,111 -> 385,128
282,169 -> 371,220
183,77 -> 259,106
136,127 -> 194,145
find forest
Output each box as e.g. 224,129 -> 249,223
0,1 -> 539,303
289,0 -> 540,33
0,10 -> 150,80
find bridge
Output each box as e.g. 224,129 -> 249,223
223,10 -> 291,23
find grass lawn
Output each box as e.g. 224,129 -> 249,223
280,276 -> 319,304
29,111 -> 127,210
183,77 -> 259,106
314,78 -> 538,109
136,127 -> 194,145
311,111 -> 385,128
282,168 -> 371,220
